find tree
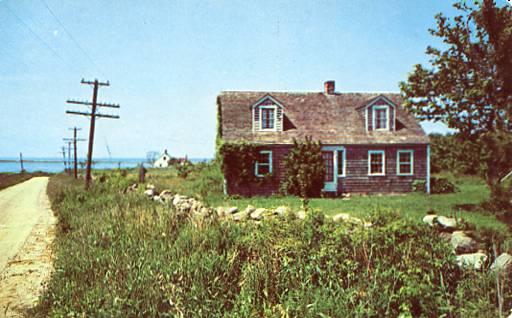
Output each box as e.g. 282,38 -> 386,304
400,0 -> 512,200
280,137 -> 325,209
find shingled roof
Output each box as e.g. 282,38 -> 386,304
218,91 -> 429,145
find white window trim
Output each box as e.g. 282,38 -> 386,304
255,150 -> 272,177
397,150 -> 414,176
368,150 -> 386,176
372,105 -> 390,131
337,148 -> 346,177
259,106 -> 277,131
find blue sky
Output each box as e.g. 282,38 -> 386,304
0,0 -> 466,158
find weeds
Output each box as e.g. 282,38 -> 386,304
36,172 -> 512,317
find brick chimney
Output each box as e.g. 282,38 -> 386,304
324,80 -> 335,94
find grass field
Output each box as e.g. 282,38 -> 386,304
147,164 -> 508,234
37,171 -> 512,317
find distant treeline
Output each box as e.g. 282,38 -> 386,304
430,133 -> 479,175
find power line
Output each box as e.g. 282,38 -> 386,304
3,2 -> 83,75
38,0 -> 107,78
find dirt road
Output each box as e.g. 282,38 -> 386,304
0,177 -> 56,317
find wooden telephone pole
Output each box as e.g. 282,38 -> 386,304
60,146 -> 67,172
63,127 -> 86,179
66,79 -> 120,188
19,152 -> 25,173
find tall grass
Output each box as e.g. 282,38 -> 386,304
36,172 -> 511,317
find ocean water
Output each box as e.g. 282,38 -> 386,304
0,157 -> 210,173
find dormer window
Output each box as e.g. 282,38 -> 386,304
252,95 -> 284,132
260,106 -> 276,130
373,106 -> 389,130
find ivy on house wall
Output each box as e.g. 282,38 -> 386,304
219,142 -> 272,187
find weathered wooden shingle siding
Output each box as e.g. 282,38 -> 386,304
225,144 -> 428,196
339,144 -> 427,193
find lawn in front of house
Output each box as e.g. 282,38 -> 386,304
146,164 -> 507,233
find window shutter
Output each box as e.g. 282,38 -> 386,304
276,107 -> 283,131
253,106 -> 260,131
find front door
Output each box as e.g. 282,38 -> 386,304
322,150 -> 336,192
322,146 -> 345,192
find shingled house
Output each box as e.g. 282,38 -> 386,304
217,81 -> 430,196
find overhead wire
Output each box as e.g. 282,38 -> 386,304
38,0 -> 108,79
2,2 -> 85,75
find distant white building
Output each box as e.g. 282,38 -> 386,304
153,150 -> 171,168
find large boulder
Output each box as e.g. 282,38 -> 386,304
422,214 -> 437,227
451,231 -> 478,254
490,253 -> 512,273
456,251 -> 488,270
250,208 -> 266,220
435,216 -> 458,231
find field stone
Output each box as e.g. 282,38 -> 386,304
172,195 -> 187,206
232,211 -> 248,222
250,208 -> 266,220
244,205 -> 256,215
490,253 -> 512,273
216,207 -> 226,217
435,216 -> 458,231
451,231 -> 478,254
332,213 -> 351,223
178,202 -> 192,213
456,251 -> 487,270
227,207 -> 239,215
159,190 -> 173,201
295,210 -> 306,220
144,189 -> 155,197
438,232 -> 452,242
422,214 -> 437,226
274,206 -> 290,217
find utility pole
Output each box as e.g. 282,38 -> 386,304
60,146 -> 67,172
63,127 -> 85,179
66,79 -> 120,189
19,152 -> 25,173
66,141 -> 73,175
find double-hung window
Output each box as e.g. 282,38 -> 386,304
255,150 -> 272,177
397,150 -> 414,175
260,107 -> 276,130
368,150 -> 385,176
373,106 -> 388,130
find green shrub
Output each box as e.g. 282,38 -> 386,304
413,178 -> 457,194
280,137 -> 325,198
431,177 -> 457,194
